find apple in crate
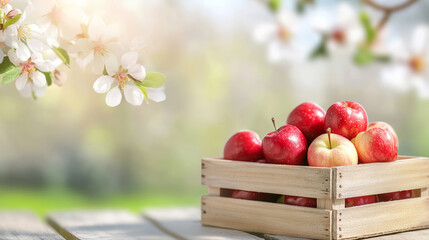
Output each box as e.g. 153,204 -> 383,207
324,101 -> 368,140
284,195 -> 317,208
378,190 -> 412,202
287,102 -> 326,143
308,129 -> 358,167
262,118 -> 307,165
346,195 -> 378,207
352,122 -> 398,163
232,190 -> 279,202
223,130 -> 263,162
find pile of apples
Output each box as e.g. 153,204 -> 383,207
223,101 -> 410,208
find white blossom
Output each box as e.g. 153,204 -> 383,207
93,52 -> 147,107
381,25 -> 429,98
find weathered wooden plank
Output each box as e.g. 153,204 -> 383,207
47,210 -> 174,240
201,196 -> 331,239
0,211 -> 64,240
202,158 -> 332,198
334,157 -> 429,199
143,207 -> 263,239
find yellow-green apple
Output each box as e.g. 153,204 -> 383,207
287,102 -> 326,143
324,101 -> 368,140
308,129 -> 358,167
351,122 -> 398,163
223,130 -> 264,162
262,118 -> 307,165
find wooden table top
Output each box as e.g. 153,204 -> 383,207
0,208 -> 428,239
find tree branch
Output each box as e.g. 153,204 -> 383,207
364,0 -> 419,30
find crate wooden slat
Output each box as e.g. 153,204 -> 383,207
47,210 -> 174,240
202,158 -> 332,199
143,207 -> 264,239
334,157 -> 429,199
202,196 -> 332,239
201,156 -> 429,240
0,211 -> 64,240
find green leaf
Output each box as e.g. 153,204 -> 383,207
1,67 -> 21,85
310,35 -> 328,59
3,13 -> 21,30
0,57 -> 15,74
43,72 -> 52,86
140,72 -> 165,88
354,47 -> 373,65
360,11 -> 376,43
268,0 -> 281,12
52,47 -> 70,66
135,81 -> 149,104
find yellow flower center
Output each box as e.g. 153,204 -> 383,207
0,0 -> 10,8
277,25 -> 291,42
409,56 -> 425,73
116,72 -> 129,90
94,43 -> 108,56
17,25 -> 31,41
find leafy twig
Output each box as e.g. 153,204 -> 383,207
364,0 -> 419,30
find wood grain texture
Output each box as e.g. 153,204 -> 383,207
47,210 -> 174,240
334,197 -> 429,239
0,211 -> 64,240
202,196 -> 331,240
334,157 -> 429,199
202,158 -> 332,198
143,207 -> 263,240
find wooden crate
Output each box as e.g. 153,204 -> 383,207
201,156 -> 429,240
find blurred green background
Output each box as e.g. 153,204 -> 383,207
1,0 -> 429,215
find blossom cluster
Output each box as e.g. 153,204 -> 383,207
0,0 -> 165,107
254,0 -> 428,98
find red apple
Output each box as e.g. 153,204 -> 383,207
232,190 -> 278,202
262,118 -> 307,165
223,130 -> 263,162
346,195 -> 377,207
378,190 -> 412,202
324,101 -> 368,140
284,195 -> 317,208
308,129 -> 358,167
287,102 -> 326,143
351,122 -> 398,163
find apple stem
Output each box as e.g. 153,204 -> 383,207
271,117 -> 278,133
327,127 -> 332,149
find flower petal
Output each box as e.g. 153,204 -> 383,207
31,71 -> 47,87
4,26 -> 18,48
7,49 -> 21,66
128,63 -> 146,80
124,84 -> 144,106
16,41 -> 31,61
105,86 -> 122,107
121,52 -> 138,69
19,82 -> 32,98
33,84 -> 47,98
105,56 -> 119,76
15,74 -> 27,91
0,49 -> 5,64
88,17 -> 106,42
147,87 -> 166,102
27,38 -> 50,53
93,75 -> 114,93
410,25 -> 429,55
